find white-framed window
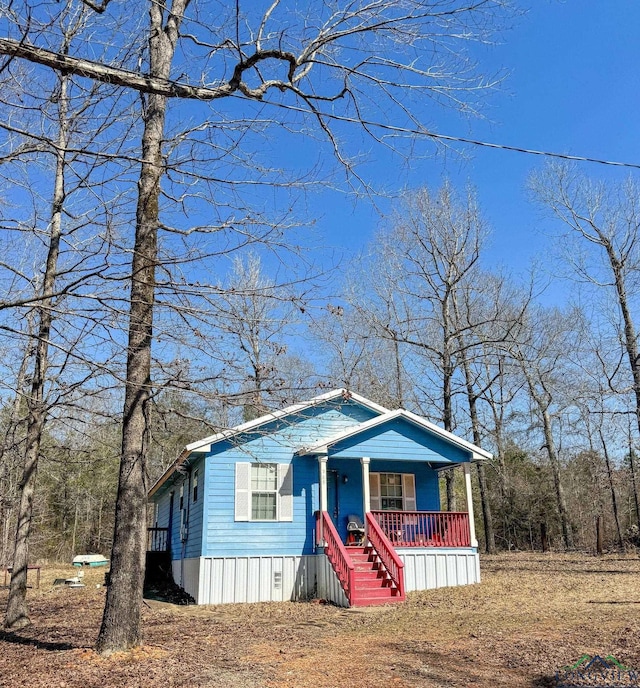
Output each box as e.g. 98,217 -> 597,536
251,463 -> 277,520
235,462 -> 293,522
370,472 -> 416,511
380,473 -> 404,510
193,469 -> 199,503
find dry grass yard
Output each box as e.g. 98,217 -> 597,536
0,553 -> 639,687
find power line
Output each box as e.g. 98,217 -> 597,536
310,108 -> 640,171
420,131 -> 640,170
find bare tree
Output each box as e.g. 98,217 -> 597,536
0,3 -> 133,629
360,183 -> 488,509
212,253 -> 305,420
0,320 -> 34,568
532,165 -> 640,506
508,305 -> 580,550
1,0 -> 512,652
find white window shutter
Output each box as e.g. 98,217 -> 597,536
235,462 -> 251,521
278,463 -> 294,522
369,473 -> 381,510
402,473 -> 417,511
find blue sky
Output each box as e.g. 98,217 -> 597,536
306,1 -> 640,292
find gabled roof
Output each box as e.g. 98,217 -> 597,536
295,409 -> 492,462
148,389 -> 389,498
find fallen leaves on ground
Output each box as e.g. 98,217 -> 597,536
0,553 -> 639,687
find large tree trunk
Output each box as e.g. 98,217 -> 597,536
607,252 -> 640,527
4,73 -> 68,630
96,0 -> 188,654
609,252 -> 640,439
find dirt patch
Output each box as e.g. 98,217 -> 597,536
1,553 -> 639,687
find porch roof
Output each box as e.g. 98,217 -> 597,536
295,409 -> 492,462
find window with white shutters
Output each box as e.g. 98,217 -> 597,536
370,472 -> 416,511
235,462 -> 293,522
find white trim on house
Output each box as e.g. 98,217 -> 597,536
296,409 -> 493,461
148,389 -> 389,499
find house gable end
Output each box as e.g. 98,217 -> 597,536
326,417 -> 472,464
149,391 -> 383,499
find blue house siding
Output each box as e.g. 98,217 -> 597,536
152,478 -> 182,559
150,398 -> 474,560
202,454 -> 318,557
220,403 -> 377,454
200,403 -> 369,558
329,419 -> 472,464
155,486 -> 171,528
152,454 -> 206,561
184,455 -> 205,559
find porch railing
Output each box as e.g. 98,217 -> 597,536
147,527 -> 169,552
316,511 -> 354,604
366,512 -> 405,601
371,511 -> 471,547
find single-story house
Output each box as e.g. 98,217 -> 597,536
147,389 -> 490,606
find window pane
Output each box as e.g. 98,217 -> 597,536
380,474 -> 403,510
252,463 -> 277,491
252,493 -> 277,520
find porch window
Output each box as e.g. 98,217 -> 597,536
251,463 -> 278,520
379,473 -> 404,510
370,472 -> 416,511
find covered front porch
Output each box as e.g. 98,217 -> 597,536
298,408 -> 488,606
317,455 -> 478,550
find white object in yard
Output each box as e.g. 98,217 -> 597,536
72,554 -> 108,567
64,576 -> 85,588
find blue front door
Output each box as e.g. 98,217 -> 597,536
327,469 -> 339,522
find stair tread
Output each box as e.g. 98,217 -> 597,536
350,597 -> 404,607
352,590 -> 398,600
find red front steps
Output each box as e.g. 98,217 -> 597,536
346,546 -> 404,606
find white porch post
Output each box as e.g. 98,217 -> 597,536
463,463 -> 478,548
361,457 -> 371,515
319,453 -> 328,513
318,452 -> 328,545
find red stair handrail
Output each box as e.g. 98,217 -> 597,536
316,511 -> 355,604
366,512 -> 405,600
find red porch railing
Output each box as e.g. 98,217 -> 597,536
147,527 -> 169,552
371,511 -> 471,547
316,511 -> 355,604
365,513 -> 405,601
